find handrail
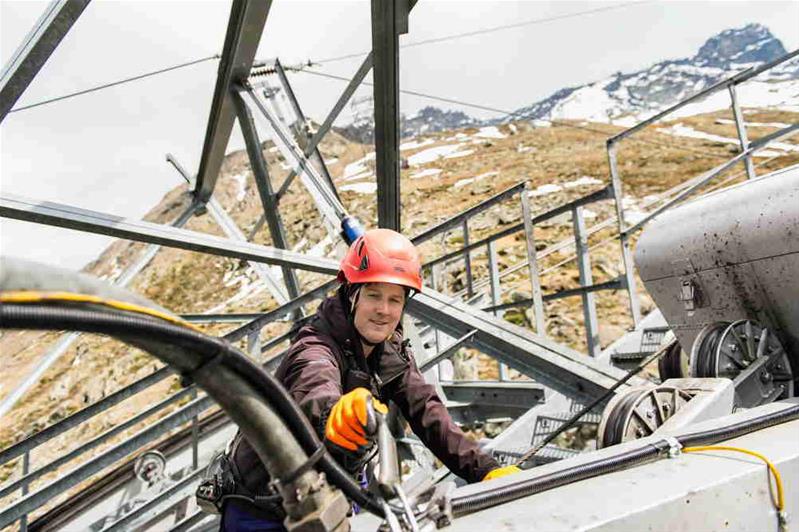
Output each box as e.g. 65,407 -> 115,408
424,185 -> 613,269
621,123 -> 799,236
411,182 -> 527,245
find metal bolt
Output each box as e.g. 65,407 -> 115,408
636,428 -> 645,437
729,344 -> 738,352
760,372 -> 772,383
663,404 -> 671,412
646,410 -> 655,419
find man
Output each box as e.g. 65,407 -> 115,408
223,229 -> 519,530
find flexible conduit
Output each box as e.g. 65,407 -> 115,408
0,303 -> 388,519
451,402 -> 799,516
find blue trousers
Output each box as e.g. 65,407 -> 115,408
221,502 -> 285,531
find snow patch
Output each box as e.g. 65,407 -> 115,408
528,183 -> 563,197
231,173 -> 248,202
400,138 -> 436,151
517,144 -> 535,153
714,118 -> 792,128
410,168 -> 442,180
661,123 -> 799,152
451,171 -> 498,190
444,149 -> 474,159
408,144 -> 466,165
564,176 -> 603,188
340,182 -> 377,194
474,126 -> 506,139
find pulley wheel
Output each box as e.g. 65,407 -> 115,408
658,339 -> 689,381
598,386 -> 692,448
714,320 -> 793,406
690,322 -> 728,379
134,450 -> 166,484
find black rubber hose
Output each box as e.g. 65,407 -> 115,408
452,401 -> 799,517
0,303 -> 387,517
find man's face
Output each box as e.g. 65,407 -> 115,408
353,283 -> 405,345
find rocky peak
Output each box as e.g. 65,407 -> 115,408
694,23 -> 787,69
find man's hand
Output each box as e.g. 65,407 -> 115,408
482,465 -> 522,481
325,388 -> 388,452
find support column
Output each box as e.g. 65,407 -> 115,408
462,219 -> 474,297
607,141 -> 641,326
520,183 -> 546,335
572,206 -> 600,357
487,239 -> 508,380
371,0 -> 405,230
728,83 -> 756,180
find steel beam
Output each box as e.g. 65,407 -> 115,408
273,53 -> 374,202
0,0 -> 90,122
371,0 -> 404,230
0,193 -> 340,275
193,0 -> 272,203
232,90 -> 301,300
243,88 -> 345,231
407,290 -> 646,402
442,382 -> 545,410
273,58 -> 338,199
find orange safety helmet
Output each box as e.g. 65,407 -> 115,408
337,229 -> 423,292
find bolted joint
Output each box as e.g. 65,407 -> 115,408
279,471 -> 351,532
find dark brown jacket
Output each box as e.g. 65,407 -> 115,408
231,287 -> 498,503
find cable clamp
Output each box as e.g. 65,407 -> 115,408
778,511 -> 789,527
662,436 -> 682,458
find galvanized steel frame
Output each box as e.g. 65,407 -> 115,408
0,0 -> 91,122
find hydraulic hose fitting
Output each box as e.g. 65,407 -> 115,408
341,216 -> 365,245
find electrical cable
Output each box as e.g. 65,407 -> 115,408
313,1 -> 651,64
682,445 -> 785,513
0,300 -> 390,519
451,402 -> 799,517
8,54 -> 220,114
296,68 -> 729,160
0,291 -> 201,332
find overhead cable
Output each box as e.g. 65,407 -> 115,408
8,54 -> 220,113
313,1 -> 651,64
296,68 -> 729,159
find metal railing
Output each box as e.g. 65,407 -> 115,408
413,180 -> 625,363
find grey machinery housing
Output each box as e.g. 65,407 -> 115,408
634,165 -> 799,404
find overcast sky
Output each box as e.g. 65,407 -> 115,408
2,0 -> 798,271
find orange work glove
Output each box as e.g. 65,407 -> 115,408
482,465 -> 522,481
325,388 -> 389,452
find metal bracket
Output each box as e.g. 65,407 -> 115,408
661,436 -> 683,458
